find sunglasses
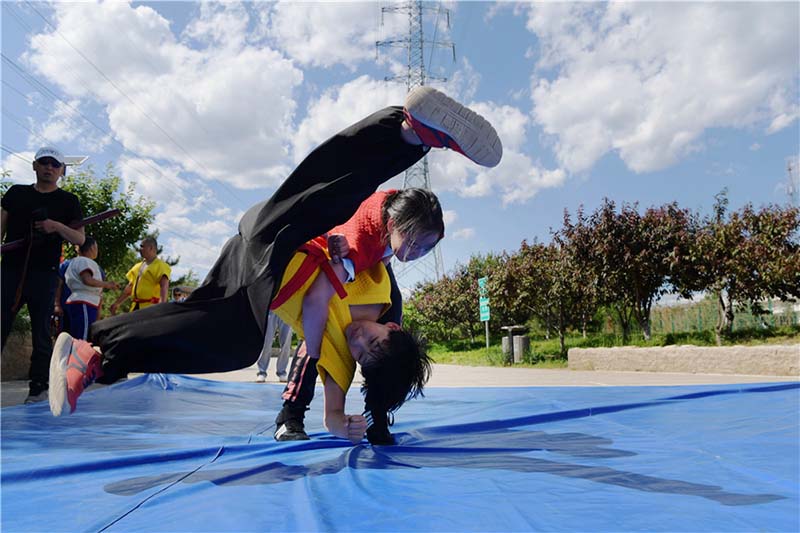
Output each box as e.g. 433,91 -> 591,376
36,157 -> 63,169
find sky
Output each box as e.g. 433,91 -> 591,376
2,1 -> 798,292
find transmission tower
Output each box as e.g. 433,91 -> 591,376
376,1 -> 455,287
787,157 -> 799,207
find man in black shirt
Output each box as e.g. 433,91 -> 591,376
1,147 -> 85,403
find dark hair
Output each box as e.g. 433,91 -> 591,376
360,329 -> 432,413
382,188 -> 445,241
79,236 -> 96,254
141,236 -> 158,249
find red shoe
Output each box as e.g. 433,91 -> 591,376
404,86 -> 503,168
49,332 -> 103,416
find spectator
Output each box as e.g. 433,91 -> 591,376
64,236 -> 118,339
171,285 -> 194,302
255,312 -> 294,383
110,237 -> 170,315
1,146 -> 85,403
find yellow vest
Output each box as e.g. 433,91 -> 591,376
272,251 -> 390,393
125,258 -> 171,310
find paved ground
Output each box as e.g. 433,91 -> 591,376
3,359 -> 797,408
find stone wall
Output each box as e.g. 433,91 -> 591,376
1,331 -> 32,381
568,344 -> 799,376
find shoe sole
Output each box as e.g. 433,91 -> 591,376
48,332 -> 72,417
274,424 -> 310,441
405,86 -> 503,167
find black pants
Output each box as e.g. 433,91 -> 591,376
1,265 -> 58,391
91,106 -> 425,384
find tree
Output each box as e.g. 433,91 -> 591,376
681,191 -> 800,344
407,253 -> 502,343
59,164 -> 155,278
742,204 -> 800,309
557,207 -> 599,338
589,199 -> 636,343
491,241 -> 551,336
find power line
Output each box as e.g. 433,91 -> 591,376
1,145 -> 32,165
0,143 -> 217,254
1,77 -> 226,260
2,69 -> 191,196
22,1 -> 248,209
2,54 -> 241,226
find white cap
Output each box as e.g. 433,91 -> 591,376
34,147 -> 65,165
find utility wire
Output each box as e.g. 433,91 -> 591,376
23,1 -> 248,209
2,76 -> 226,256
428,2 -> 442,77
1,66 -> 190,196
1,142 -> 216,254
1,145 -> 32,165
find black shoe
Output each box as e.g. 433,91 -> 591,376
365,409 -> 396,446
24,381 -> 49,405
274,407 -> 310,441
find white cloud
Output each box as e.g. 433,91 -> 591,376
442,210 -> 458,226
750,143 -> 761,152
182,2 -> 249,50
1,152 -> 35,184
265,2 -> 403,70
24,1 -> 303,191
117,156 -> 189,206
427,100 -> 565,204
526,2 -> 800,174
451,227 -> 475,240
292,76 -> 407,163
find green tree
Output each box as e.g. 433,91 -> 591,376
59,164 -> 154,276
558,207 -> 600,338
589,199 -> 637,343
679,191 -> 800,344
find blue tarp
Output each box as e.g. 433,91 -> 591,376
2,375 -> 798,532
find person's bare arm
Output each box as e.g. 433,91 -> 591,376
110,283 -> 133,315
301,260 -> 347,358
35,219 -> 85,245
79,271 -> 118,290
322,377 -> 367,444
159,275 -> 169,303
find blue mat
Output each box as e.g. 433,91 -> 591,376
2,375 -> 798,532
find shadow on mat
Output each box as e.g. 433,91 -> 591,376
105,425 -> 784,506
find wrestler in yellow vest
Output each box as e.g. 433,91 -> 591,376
272,250 -> 391,395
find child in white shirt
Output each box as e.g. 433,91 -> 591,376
65,237 -> 118,339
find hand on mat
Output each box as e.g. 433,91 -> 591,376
345,414 -> 367,444
327,233 -> 349,264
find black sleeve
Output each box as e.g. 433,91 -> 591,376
1,185 -> 20,211
66,193 -> 83,225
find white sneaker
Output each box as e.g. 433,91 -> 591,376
404,86 -> 503,168
277,373 -> 288,383
255,373 -> 266,383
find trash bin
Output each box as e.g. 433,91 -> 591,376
500,325 -> 528,365
512,335 -> 529,363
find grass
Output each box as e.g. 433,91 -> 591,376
428,325 -> 799,368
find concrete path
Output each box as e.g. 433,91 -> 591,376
3,361 -> 797,408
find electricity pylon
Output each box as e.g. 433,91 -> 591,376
376,1 -> 455,288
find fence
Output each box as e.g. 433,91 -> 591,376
649,298 -> 799,335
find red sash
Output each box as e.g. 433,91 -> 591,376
269,237 -> 347,311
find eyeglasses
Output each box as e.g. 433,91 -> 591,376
36,158 -> 63,169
